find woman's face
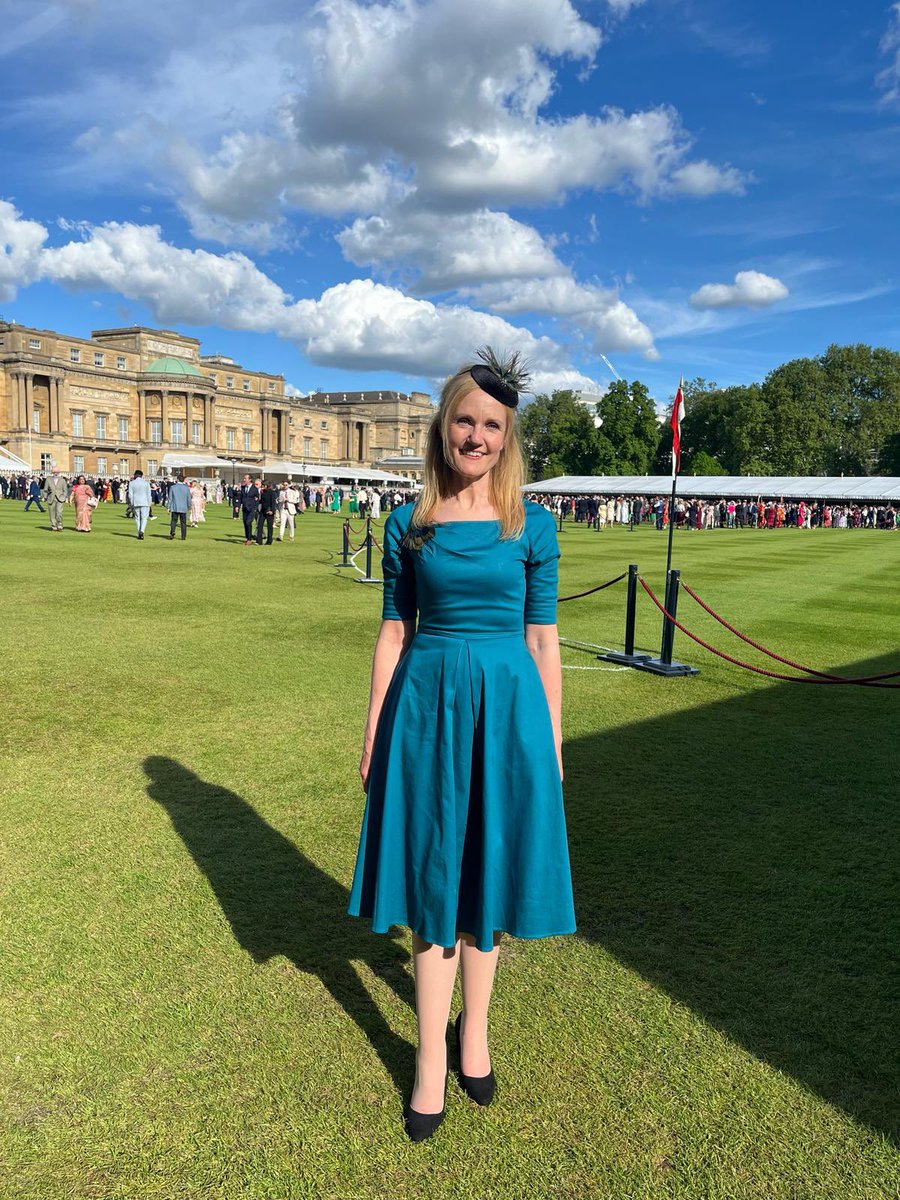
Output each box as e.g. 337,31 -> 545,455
446,387 -> 508,480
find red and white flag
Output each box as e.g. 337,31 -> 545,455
670,376 -> 685,477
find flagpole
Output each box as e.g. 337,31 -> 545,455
664,468 -> 677,581
664,374 -> 683,582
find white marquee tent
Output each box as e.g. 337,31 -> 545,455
525,475 -> 900,502
160,453 -> 417,485
0,447 -> 32,473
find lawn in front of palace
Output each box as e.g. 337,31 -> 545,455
1,501 -> 897,1200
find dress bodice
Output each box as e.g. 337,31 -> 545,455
381,500 -> 560,634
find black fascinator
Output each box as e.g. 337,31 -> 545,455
469,346 -> 531,409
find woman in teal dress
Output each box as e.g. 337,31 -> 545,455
348,488 -> 359,515
347,348 -> 576,1141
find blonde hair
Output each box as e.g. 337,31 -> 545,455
409,365 -> 526,540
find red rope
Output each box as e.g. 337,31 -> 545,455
637,577 -> 900,689
681,580 -> 900,683
558,572 -> 626,603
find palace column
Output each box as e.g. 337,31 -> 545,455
137,390 -> 146,443
24,373 -> 35,432
50,377 -> 62,433
260,407 -> 269,454
160,390 -> 169,441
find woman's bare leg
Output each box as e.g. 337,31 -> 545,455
410,933 -> 460,1113
458,932 -> 501,1076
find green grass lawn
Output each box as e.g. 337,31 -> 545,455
1,500 -> 898,1200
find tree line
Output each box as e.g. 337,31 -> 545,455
518,343 -> 900,480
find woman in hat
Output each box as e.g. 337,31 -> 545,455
347,348 -> 575,1142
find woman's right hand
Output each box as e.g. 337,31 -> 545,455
359,746 -> 372,793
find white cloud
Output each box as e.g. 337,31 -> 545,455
465,276 -> 657,358
877,3 -> 900,107
606,0 -> 646,14
338,209 -> 566,291
0,200 -> 48,302
28,0 -> 747,245
669,159 -> 749,197
689,270 -> 789,310
2,204 -> 595,389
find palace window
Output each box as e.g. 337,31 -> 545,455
225,376 -> 234,389
29,337 -> 41,349
319,439 -> 328,459
304,418 -> 311,427
147,459 -> 158,476
226,429 -> 236,451
170,420 -> 185,447
320,420 -> 328,429
267,381 -> 275,392
97,456 -> 108,476
70,348 -> 81,363
242,379 -> 250,391
118,416 -> 129,441
243,430 -> 252,452
73,455 -> 85,474
72,412 -> 84,437
192,421 -> 201,446
117,356 -> 126,370
40,453 -> 53,472
303,437 -> 312,457
96,415 -> 107,438
150,419 -> 162,445
119,459 -> 129,476
94,352 -> 104,367
32,409 -> 41,433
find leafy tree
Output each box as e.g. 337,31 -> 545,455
518,390 -> 601,480
596,380 -> 661,474
687,449 -> 727,475
877,430 -> 900,474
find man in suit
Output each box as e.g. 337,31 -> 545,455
128,469 -> 152,539
240,474 -> 260,544
166,475 -> 192,540
24,477 -> 45,514
41,466 -> 68,531
255,479 -> 278,545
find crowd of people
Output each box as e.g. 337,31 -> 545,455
2,469 -> 419,540
530,493 -> 900,531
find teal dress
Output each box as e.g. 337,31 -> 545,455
347,500 -> 576,951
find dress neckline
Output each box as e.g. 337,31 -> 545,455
433,518 -> 501,525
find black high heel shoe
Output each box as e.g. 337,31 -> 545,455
403,1070 -> 449,1143
454,1012 -> 497,1106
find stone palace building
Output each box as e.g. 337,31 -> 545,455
0,321 -> 432,480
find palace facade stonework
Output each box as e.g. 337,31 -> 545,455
0,322 -> 432,478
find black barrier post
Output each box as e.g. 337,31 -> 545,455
601,564 -> 652,666
635,569 -> 699,677
357,516 -> 380,584
336,519 -> 353,567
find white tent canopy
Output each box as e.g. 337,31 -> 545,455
160,452 -> 416,485
0,447 -> 32,472
524,475 -> 900,502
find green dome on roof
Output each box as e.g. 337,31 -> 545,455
146,356 -> 202,376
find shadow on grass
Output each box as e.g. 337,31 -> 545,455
564,651 -> 899,1142
143,757 -> 416,1098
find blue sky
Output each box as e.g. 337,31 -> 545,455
2,0 -> 899,405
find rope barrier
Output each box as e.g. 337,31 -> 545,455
558,572 -> 626,603
637,576 -> 900,689
681,580 -> 900,683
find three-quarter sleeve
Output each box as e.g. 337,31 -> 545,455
524,507 -> 560,625
381,510 -> 417,621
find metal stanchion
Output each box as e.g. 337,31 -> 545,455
601,565 -> 652,666
635,569 -> 699,676
358,516 -> 380,584
336,519 -> 353,567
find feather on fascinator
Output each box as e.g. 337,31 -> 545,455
469,346 -> 531,409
